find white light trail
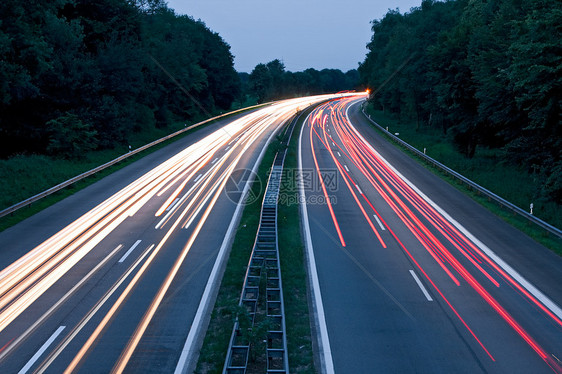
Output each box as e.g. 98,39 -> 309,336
0,93 -> 364,370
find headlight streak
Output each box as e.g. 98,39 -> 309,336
0,143 -> 211,286
154,128 -> 239,201
0,244 -> 123,362
154,152 -> 214,217
158,113 -> 288,231
34,243 -> 156,374
0,203 -> 134,333
0,149 -> 193,307
154,152 -> 223,230
0,93 -> 363,371
155,156 -> 203,198
67,95 -> 338,373
179,126 -> 267,230
63,124 -> 262,373
109,98 -> 366,372
181,122 -> 268,230
308,96 -> 562,371
154,102 -> 312,224
160,131 -> 235,189
0,111 -> 231,323
122,132 -> 239,218
0,136 -> 226,331
156,151 -> 229,228
63,170 -> 223,372
110,151 -> 245,374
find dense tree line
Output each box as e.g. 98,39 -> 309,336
359,0 -> 562,203
245,59 -> 360,103
0,0 -> 240,159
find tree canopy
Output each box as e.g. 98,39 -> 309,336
0,0 -> 240,158
359,0 -> 562,203
247,59 -> 360,103
0,0 -> 362,160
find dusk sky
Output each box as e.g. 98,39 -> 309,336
166,0 -> 422,73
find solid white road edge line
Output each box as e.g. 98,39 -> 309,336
173,121 -> 282,374
118,240 -> 142,263
346,100 -> 562,321
18,326 -> 65,374
409,270 -> 433,301
298,111 -> 335,374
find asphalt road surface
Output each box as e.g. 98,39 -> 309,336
0,94 -> 359,374
299,97 -> 562,373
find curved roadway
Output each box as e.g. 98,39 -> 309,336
299,96 -> 562,373
0,94 -> 358,374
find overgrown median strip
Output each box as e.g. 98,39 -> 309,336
277,113 -> 316,373
194,134 -> 282,374
195,109 -> 317,373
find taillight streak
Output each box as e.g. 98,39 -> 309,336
311,125 -> 386,248
325,97 -> 560,370
308,110 -> 346,247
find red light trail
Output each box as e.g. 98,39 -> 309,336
305,96 -> 562,372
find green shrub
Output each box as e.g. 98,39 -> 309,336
46,113 -> 98,159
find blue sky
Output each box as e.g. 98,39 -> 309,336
166,0 -> 422,73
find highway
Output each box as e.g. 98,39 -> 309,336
0,94 -> 358,373
299,96 -> 562,373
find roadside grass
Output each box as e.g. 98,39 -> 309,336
0,106 -> 265,232
364,106 -> 562,255
0,122 -> 194,232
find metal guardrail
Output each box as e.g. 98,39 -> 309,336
0,103 -> 269,219
223,113 -> 303,374
223,150 -> 289,374
361,106 -> 562,239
